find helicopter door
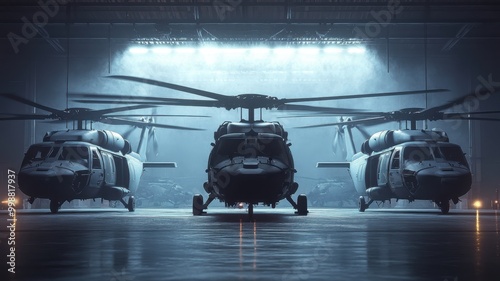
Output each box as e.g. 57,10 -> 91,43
100,151 -> 116,186
388,149 -> 403,189
377,151 -> 391,187
89,148 -> 104,188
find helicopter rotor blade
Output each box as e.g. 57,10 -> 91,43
295,116 -> 387,129
105,114 -> 211,118
93,104 -> 158,116
276,104 -> 376,115
103,117 -> 204,131
106,75 -> 231,102
442,116 -> 500,121
281,89 -> 449,104
417,92 -> 482,116
72,98 -> 221,108
121,125 -> 136,139
0,113 -> 51,121
71,92 -> 218,105
100,78 -> 449,111
445,110 -> 500,116
150,127 -> 159,157
0,93 -> 65,115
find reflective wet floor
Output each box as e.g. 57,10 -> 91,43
1,207 -> 499,281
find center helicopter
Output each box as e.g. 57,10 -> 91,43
0,93 -> 204,213
73,75 -> 448,218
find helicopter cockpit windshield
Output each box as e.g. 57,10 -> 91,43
403,146 -> 434,162
403,144 -> 468,166
58,146 -> 90,168
212,135 -> 290,165
22,144 -> 91,168
24,145 -> 52,163
432,145 -> 468,166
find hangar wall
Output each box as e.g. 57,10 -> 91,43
0,35 -> 499,203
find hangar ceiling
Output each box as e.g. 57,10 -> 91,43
1,0 -> 500,51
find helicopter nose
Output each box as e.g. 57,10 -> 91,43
414,167 -> 472,198
19,168 -> 78,200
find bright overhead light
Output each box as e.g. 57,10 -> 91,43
298,47 -> 320,55
249,47 -> 271,56
151,47 -> 172,54
199,47 -> 220,56
174,47 -> 197,54
129,47 -> 149,55
347,46 -> 366,54
323,47 -> 343,54
273,47 -> 295,56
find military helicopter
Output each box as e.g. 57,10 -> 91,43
72,75 -> 448,217
0,93 -> 203,213
302,93 -> 500,214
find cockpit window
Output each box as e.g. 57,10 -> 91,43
403,146 -> 433,162
58,146 -> 90,167
212,137 -> 289,165
24,145 -> 51,162
438,146 -> 468,166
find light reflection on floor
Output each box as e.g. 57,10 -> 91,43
1,208 -> 499,281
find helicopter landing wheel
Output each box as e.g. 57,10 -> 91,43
193,194 -> 204,216
297,194 -> 308,216
358,196 -> 367,212
127,196 -> 136,212
248,203 -> 254,219
439,200 -> 450,214
50,200 -> 60,214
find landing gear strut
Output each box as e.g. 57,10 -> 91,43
120,196 -> 135,212
192,193 -> 216,216
358,196 -> 374,212
49,200 -> 63,214
248,203 -> 254,220
286,194 -> 308,216
436,200 -> 450,214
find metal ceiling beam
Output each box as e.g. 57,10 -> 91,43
1,1 -> 500,7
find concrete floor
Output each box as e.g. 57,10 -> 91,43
1,207 -> 499,281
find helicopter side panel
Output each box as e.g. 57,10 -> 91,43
100,151 -> 117,186
387,148 -> 409,198
89,147 -> 104,189
349,156 -> 368,196
125,155 -> 143,194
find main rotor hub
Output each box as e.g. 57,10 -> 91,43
60,108 -> 94,118
233,94 -> 279,110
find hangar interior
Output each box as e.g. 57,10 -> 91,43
1,0 -> 500,208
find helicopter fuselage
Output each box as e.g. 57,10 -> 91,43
203,121 -> 298,207
18,130 -> 144,204
349,140 -> 471,203
318,129 -> 472,213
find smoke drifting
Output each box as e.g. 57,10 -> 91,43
87,45 -> 435,193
